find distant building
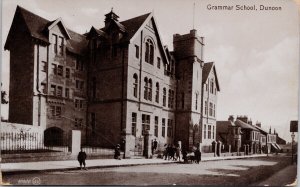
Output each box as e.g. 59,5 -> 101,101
4,6 -> 220,156
217,115 -> 283,154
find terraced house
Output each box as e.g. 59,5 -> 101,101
4,6 -> 220,157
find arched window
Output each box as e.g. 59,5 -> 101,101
133,74 -> 138,98
145,39 -> 154,65
163,88 -> 166,107
144,77 -> 148,100
155,83 -> 159,103
195,93 -> 199,110
148,79 -> 152,101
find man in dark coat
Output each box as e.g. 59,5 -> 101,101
78,148 -> 87,170
114,144 -> 121,160
194,147 -> 201,164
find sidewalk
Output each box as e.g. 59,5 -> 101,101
1,154 -> 268,174
256,164 -> 297,186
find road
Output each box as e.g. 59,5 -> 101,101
2,156 -> 295,185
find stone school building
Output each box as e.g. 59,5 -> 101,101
4,6 -> 220,157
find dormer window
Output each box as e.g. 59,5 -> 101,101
145,39 -> 154,65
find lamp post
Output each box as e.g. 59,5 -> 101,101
291,132 -> 295,164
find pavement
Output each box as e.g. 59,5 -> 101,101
0,154 -> 268,174
256,163 -> 297,186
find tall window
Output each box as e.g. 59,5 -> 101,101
145,39 -> 154,64
168,89 -> 171,108
66,68 -> 70,78
213,104 -> 216,117
133,74 -> 138,98
50,85 -> 56,95
135,45 -> 139,58
204,125 -> 207,139
76,59 -> 84,71
144,77 -> 148,100
142,114 -> 150,135
208,125 -> 211,139
210,79 -> 214,94
132,113 -> 137,136
181,92 -> 185,109
213,126 -> 215,139
65,88 -> 69,98
155,116 -> 158,137
163,88 -> 166,107
162,118 -> 166,137
50,105 -> 62,117
57,86 -> 62,97
148,79 -> 152,101
41,83 -> 46,94
52,64 -> 57,75
157,57 -> 161,69
59,36 -> 64,55
205,101 -> 208,115
55,106 -> 62,117
41,61 -> 47,72
57,65 -> 63,76
195,93 -> 198,110
155,83 -> 159,103
209,102 -> 213,116
52,34 -> 58,54
167,119 -> 173,137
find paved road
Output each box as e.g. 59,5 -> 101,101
2,156 -> 295,185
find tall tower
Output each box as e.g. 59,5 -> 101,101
173,29 -> 204,150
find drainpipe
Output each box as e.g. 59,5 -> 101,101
138,31 -> 143,110
36,44 -> 41,127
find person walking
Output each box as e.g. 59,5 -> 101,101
78,148 -> 87,170
175,144 -> 181,161
194,147 -> 201,164
114,144 -> 121,160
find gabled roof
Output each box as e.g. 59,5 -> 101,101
5,6 -> 87,55
119,12 -> 151,42
253,125 -> 268,135
202,62 -> 220,91
235,119 -> 258,131
216,121 -> 231,133
47,18 -> 71,39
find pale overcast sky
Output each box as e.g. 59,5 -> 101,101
1,0 -> 299,142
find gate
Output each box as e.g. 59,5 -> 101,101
134,137 -> 144,156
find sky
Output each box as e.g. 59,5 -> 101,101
1,0 -> 299,142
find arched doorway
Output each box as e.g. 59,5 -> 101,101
44,127 -> 64,146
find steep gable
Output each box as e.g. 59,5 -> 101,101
4,6 -> 87,55
202,62 -> 220,91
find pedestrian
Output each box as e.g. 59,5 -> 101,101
78,148 -> 87,170
163,144 -> 168,160
182,148 -> 188,163
153,139 -> 158,151
194,147 -> 201,164
175,144 -> 181,161
114,144 -> 121,160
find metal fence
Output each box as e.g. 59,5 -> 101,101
0,132 -> 69,154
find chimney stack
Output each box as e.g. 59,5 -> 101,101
237,115 -> 248,123
228,115 -> 234,122
256,122 -> 261,128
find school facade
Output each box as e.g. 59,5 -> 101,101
4,6 -> 220,157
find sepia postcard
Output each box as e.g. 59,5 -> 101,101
0,0 -> 299,186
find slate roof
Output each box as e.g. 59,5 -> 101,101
202,62 -> 220,91
119,13 -> 151,42
235,119 -> 258,131
216,121 -> 236,133
6,6 -> 87,55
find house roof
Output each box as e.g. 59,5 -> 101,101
253,125 -> 268,135
119,13 -> 151,42
202,62 -> 220,91
235,119 -> 258,131
5,6 -> 87,55
216,121 -> 231,133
